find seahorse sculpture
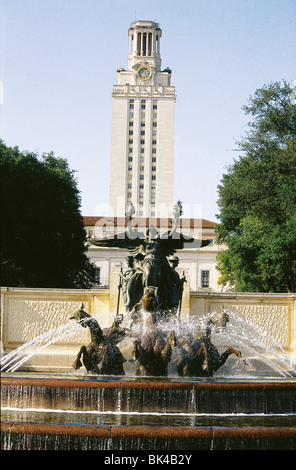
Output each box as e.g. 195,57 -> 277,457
132,292 -> 177,376
71,305 -> 127,375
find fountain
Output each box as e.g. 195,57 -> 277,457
1,202 -> 296,450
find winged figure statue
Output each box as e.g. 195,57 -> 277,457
89,202 -> 210,315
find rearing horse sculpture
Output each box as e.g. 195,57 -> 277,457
173,308 -> 244,377
70,305 -> 127,375
131,292 -> 177,376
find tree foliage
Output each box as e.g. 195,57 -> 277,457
216,81 -> 296,292
0,141 -> 96,288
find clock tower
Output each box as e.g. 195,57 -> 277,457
109,21 -> 176,218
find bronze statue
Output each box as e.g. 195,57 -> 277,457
90,201 -> 209,316
173,309 -> 243,377
70,305 -> 127,375
167,255 -> 186,314
119,256 -> 143,314
131,291 -> 177,376
71,302 -> 245,377
74,202 -> 247,378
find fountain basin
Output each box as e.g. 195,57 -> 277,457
2,419 -> 296,450
1,373 -> 296,450
1,374 -> 296,414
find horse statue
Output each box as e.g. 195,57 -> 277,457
131,291 -> 177,376
173,307 -> 245,377
70,304 -> 127,375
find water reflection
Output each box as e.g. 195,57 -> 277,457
2,407 -> 296,428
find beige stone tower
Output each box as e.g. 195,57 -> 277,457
109,21 -> 176,217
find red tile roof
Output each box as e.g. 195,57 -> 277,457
83,216 -> 217,229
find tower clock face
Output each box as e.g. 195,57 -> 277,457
137,66 -> 152,80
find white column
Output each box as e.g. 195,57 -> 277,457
136,31 -> 140,55
151,32 -> 155,55
157,35 -> 160,54
140,32 -> 143,56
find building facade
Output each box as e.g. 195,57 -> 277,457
109,21 -> 176,218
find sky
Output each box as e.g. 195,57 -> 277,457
0,0 -> 295,222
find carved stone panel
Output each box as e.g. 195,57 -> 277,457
5,298 -> 90,346
209,303 -> 290,349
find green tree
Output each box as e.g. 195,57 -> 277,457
0,141 -> 96,288
216,81 -> 296,292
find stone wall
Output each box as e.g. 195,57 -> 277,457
0,287 -> 111,372
1,287 -> 295,372
190,292 -> 296,354
0,287 -> 110,351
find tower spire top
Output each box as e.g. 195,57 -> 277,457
128,20 -> 162,72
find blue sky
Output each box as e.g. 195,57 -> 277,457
1,0 -> 295,222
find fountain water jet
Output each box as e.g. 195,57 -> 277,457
0,320 -> 82,373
